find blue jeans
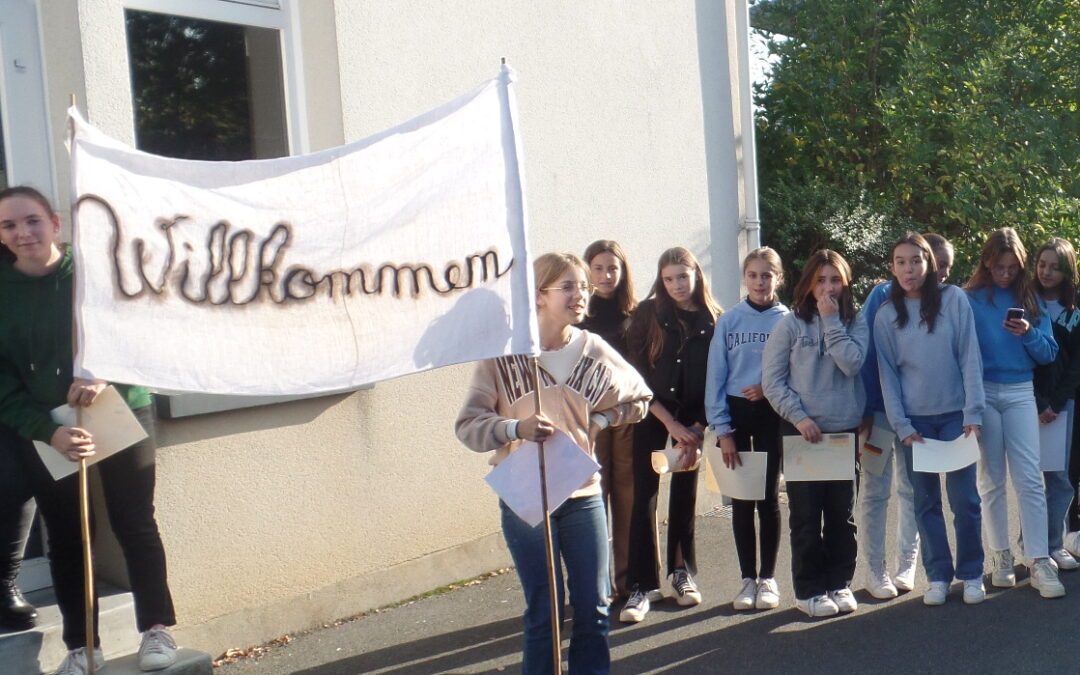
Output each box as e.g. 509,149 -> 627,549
903,411 -> 984,582
1045,401 -> 1075,551
501,495 -> 610,675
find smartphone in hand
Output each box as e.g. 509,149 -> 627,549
1007,307 -> 1025,321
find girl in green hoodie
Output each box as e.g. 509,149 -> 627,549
0,186 -> 177,674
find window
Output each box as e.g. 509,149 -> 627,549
125,9 -> 288,160
0,101 -> 8,189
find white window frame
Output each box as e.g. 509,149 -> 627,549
122,0 -> 310,154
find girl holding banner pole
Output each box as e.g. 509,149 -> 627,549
1032,237 -> 1080,570
761,249 -> 867,618
0,186 -> 178,674
580,240 -> 637,601
964,227 -> 1064,598
705,246 -> 789,611
621,247 -> 721,623
456,252 -> 650,675
874,232 -> 986,605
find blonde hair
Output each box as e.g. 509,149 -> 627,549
742,246 -> 785,288
534,252 -> 588,293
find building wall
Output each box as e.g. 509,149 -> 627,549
35,0 -> 744,654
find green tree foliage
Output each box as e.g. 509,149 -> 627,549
754,0 -> 1079,294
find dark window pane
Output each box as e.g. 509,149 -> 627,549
125,10 -> 287,161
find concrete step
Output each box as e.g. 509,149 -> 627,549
0,584 -> 139,674
105,648 -> 212,674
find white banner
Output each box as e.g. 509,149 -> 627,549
69,68 -> 538,395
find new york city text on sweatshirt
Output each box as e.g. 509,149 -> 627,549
494,354 -> 614,408
76,194 -> 512,306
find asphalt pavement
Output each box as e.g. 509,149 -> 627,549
217,495 -> 1079,674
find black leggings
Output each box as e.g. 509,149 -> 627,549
727,397 -> 782,579
626,414 -> 698,590
13,406 -> 175,649
0,425 -> 35,582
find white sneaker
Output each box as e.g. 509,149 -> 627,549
733,577 -> 757,611
894,553 -> 918,592
619,587 -> 651,623
796,594 -> 839,618
923,580 -> 949,606
138,624 -> 177,671
1031,558 -> 1066,599
962,579 -> 985,605
54,647 -> 105,675
1064,531 -> 1080,558
866,560 -> 898,599
1050,548 -> 1080,571
990,549 -> 1016,588
829,587 -> 858,613
755,578 -> 781,610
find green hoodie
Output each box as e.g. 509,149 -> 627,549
0,248 -> 151,443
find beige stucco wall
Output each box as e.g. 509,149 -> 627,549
34,0 -> 746,655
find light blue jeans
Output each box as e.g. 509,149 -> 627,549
1044,401 -> 1075,551
501,495 -> 610,675
979,381 -> 1049,559
904,411 -> 983,582
860,418 -> 920,567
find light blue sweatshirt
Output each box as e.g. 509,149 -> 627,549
705,299 -> 790,435
965,285 -> 1058,383
875,285 -> 986,440
762,310 -> 869,432
859,281 -> 891,416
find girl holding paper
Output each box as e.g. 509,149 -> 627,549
964,227 -> 1064,598
705,246 -> 789,611
456,252 -> 651,675
621,247 -> 721,623
580,240 -> 638,600
0,186 -> 178,674
761,249 -> 867,618
874,232 -> 986,605
1032,237 -> 1080,570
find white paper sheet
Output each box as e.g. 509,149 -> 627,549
484,429 -> 600,527
32,386 -> 149,481
782,433 -> 856,482
1039,413 -> 1069,472
912,432 -> 980,473
704,450 -> 768,501
860,412 -> 895,476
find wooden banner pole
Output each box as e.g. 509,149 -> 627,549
532,358 -> 561,674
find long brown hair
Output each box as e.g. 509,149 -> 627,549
1034,237 -> 1078,312
0,186 -> 59,263
629,247 -> 722,369
584,239 -> 637,316
792,249 -> 857,324
964,227 -> 1040,319
887,232 -> 942,332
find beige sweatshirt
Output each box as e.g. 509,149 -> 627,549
456,330 -> 652,497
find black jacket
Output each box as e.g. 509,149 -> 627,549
627,298 -> 715,426
1034,306 -> 1080,413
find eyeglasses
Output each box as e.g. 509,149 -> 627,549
540,282 -> 593,295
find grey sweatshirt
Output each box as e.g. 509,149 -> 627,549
874,285 -> 985,441
762,310 -> 868,432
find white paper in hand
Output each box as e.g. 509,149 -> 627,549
912,432 -> 980,473
484,429 -> 600,527
860,412 -> 895,476
1039,413 -> 1068,472
704,449 -> 768,500
32,385 -> 149,481
782,433 -> 856,482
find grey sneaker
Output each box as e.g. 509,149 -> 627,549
1050,548 -> 1079,571
1031,558 -> 1066,599
138,624 -> 177,671
672,568 -> 702,606
923,580 -> 948,606
619,587 -> 650,623
991,549 -> 1016,588
54,647 -> 104,675
962,579 -> 986,604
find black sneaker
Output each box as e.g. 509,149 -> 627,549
672,568 -> 702,606
619,586 -> 650,623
